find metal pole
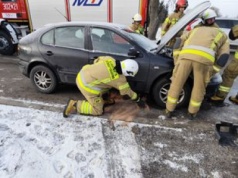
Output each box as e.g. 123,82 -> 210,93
65,0 -> 71,21
108,0 -> 112,22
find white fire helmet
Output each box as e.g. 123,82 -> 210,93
201,9 -> 217,22
120,59 -> 139,77
133,13 -> 142,22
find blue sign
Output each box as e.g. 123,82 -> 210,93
72,0 -> 103,6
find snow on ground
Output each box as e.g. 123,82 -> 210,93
0,104 -> 189,178
0,103 -> 237,178
0,104 -> 144,178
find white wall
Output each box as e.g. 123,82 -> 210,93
28,0 -> 139,29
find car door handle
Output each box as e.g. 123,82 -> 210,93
89,56 -> 98,64
46,51 -> 54,56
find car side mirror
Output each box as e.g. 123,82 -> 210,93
128,48 -> 140,58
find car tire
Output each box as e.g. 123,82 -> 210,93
30,65 -> 58,94
152,78 -> 191,108
0,31 -> 16,55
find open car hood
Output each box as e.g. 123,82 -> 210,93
156,0 -> 211,52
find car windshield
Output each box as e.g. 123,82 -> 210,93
122,30 -> 158,51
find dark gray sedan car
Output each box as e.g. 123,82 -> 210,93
18,1 -> 217,108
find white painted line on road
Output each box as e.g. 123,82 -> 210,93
0,96 -> 64,108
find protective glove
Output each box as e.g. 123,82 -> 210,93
135,97 -> 147,109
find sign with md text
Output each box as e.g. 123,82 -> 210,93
72,0 -> 103,6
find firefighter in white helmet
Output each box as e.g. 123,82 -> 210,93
63,56 -> 146,117
210,24 -> 238,106
161,0 -> 188,47
165,8 -> 230,119
129,13 -> 144,35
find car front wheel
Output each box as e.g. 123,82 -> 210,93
30,65 -> 57,94
152,78 -> 191,108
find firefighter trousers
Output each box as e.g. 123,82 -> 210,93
166,59 -> 210,114
76,79 -> 104,116
216,58 -> 238,98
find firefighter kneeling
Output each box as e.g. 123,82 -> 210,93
63,56 -> 146,117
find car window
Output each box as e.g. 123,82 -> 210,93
54,26 -> 85,49
41,29 -> 54,45
90,27 -> 133,55
216,20 -> 231,28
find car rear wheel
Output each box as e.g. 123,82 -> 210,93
152,78 -> 191,108
30,65 -> 57,94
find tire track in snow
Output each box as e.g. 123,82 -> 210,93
102,122 -> 143,178
0,104 -> 143,178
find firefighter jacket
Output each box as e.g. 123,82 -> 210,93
130,23 -> 144,35
231,25 -> 238,61
173,24 -> 230,73
216,25 -> 238,98
161,12 -> 184,36
76,56 -> 137,100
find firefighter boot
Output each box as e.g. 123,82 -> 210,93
209,95 -> 225,107
229,95 -> 238,105
188,112 -> 197,120
164,109 -> 174,119
63,99 -> 77,118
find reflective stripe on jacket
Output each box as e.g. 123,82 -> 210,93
130,24 -> 144,35
235,50 -> 238,59
176,25 -> 230,66
161,12 -> 184,36
76,56 -> 137,99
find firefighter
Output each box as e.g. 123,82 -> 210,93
63,56 -> 146,117
129,13 -> 144,35
161,0 -> 188,47
210,25 -> 238,105
165,9 -> 230,119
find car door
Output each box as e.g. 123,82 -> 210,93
38,26 -> 89,84
87,26 -> 150,91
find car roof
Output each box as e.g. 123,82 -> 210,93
43,21 -> 129,30
156,0 -> 211,52
216,18 -> 238,21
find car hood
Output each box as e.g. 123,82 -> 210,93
156,0 -> 211,52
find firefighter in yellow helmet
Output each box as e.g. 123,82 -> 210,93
129,13 -> 144,35
63,56 -> 146,117
210,25 -> 238,105
165,9 -> 230,119
161,0 -> 188,47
